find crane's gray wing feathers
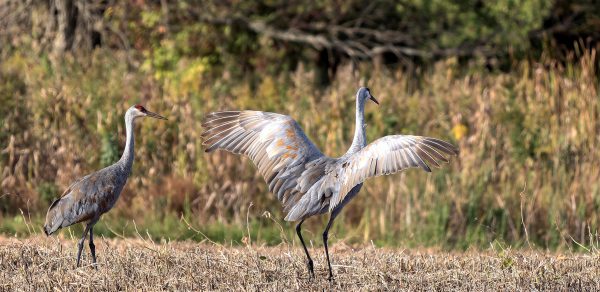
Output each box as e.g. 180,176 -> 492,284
46,175 -> 84,210
328,135 -> 458,211
44,168 -> 123,234
202,111 -> 335,220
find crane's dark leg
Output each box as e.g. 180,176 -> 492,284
88,224 -> 97,270
322,211 -> 340,281
296,219 -> 314,279
76,224 -> 92,268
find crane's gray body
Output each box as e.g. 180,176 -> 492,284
43,105 -> 165,268
44,105 -> 165,235
202,87 -> 458,279
44,160 -> 131,235
202,87 -> 457,222
44,108 -> 138,236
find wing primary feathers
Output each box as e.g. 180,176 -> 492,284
328,135 -> 457,212
422,138 -> 458,155
409,148 -> 431,172
416,144 -> 441,168
419,142 -> 450,163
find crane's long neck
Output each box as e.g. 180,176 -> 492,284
346,96 -> 367,156
119,110 -> 136,171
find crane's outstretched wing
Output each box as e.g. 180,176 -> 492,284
202,111 -> 330,213
328,135 -> 458,211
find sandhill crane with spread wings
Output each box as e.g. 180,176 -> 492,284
201,87 -> 458,280
44,105 -> 166,269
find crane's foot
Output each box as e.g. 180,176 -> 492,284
89,242 -> 97,270
306,259 -> 314,279
328,274 -> 335,282
75,241 -> 85,268
89,259 -> 98,270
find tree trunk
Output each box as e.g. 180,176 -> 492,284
51,0 -> 78,57
315,49 -> 340,87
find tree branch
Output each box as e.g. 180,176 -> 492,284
193,14 -> 495,60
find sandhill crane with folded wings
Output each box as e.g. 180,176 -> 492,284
44,105 -> 166,269
201,87 -> 458,280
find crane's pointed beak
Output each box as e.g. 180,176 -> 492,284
146,111 -> 167,120
370,95 -> 379,105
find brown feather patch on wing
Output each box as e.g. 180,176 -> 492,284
201,111 -> 328,219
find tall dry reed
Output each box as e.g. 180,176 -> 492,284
0,48 -> 598,248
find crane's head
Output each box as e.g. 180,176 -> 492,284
131,104 -> 167,120
357,87 -> 379,105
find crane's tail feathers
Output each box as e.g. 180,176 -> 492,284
44,198 -> 65,236
43,222 -> 62,236
284,211 -> 301,222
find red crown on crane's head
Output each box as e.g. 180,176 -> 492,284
134,104 -> 147,113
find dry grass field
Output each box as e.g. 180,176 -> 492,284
1,236 -> 598,291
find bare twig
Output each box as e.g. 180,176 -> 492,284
180,214 -> 218,245
245,202 -> 253,247
519,183 -> 531,249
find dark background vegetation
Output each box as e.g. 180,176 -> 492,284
0,0 -> 599,249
